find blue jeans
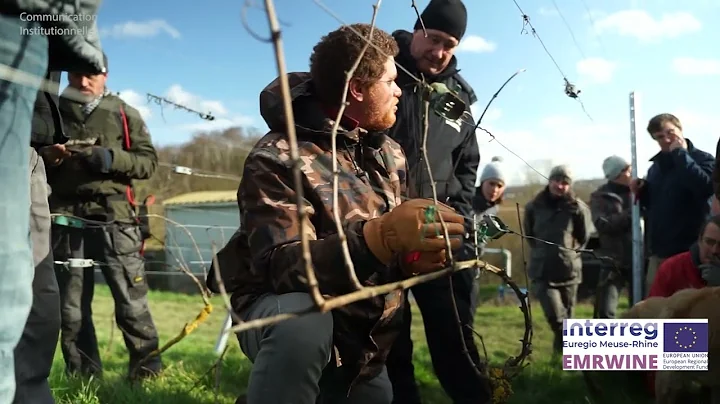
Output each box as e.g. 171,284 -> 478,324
0,14 -> 49,404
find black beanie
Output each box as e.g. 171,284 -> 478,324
414,0 -> 468,41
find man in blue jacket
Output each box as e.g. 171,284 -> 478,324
630,113 -> 714,297
384,0 -> 490,403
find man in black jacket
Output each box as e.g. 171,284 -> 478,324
385,1 -> 489,403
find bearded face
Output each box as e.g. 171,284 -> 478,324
357,57 -> 402,132
362,82 -> 400,131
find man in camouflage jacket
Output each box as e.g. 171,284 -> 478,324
38,54 -> 162,379
208,24 -> 466,404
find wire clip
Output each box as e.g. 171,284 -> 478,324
474,214 -> 510,244
52,215 -> 85,228
427,82 -> 466,121
60,258 -> 95,268
173,166 -> 193,175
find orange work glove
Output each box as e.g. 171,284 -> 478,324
362,198 -> 465,272
401,250 -> 449,277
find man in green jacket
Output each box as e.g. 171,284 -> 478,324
523,165 -> 592,354
38,53 -> 163,379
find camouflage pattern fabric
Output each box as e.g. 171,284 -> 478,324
212,72 -> 410,387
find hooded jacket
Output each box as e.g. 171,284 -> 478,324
636,139 -> 714,258
524,187 -> 592,285
45,93 -> 157,221
388,30 -> 479,259
589,181 -> 633,271
207,73 -> 409,392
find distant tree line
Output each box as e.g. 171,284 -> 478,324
133,126 -> 263,202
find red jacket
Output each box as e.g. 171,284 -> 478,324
643,250 -> 706,396
648,251 -> 706,298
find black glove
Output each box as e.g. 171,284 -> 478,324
79,146 -> 113,173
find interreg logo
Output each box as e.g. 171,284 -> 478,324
561,319 -> 708,371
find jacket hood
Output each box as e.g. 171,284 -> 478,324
592,181 -> 630,197
259,72 -> 315,133
534,185 -> 578,207
472,189 -> 498,213
259,72 -> 369,142
391,30 -> 459,81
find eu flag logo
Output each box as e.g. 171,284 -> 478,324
663,322 -> 709,352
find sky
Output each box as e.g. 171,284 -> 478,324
86,0 -> 720,186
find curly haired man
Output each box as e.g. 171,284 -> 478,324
209,23 -> 467,404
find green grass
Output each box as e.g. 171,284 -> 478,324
48,284 -> 648,404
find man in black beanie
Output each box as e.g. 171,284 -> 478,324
386,1 -> 491,403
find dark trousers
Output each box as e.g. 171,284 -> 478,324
531,280 -> 578,354
52,222 -> 162,377
385,269 -> 491,404
237,292 -> 393,404
595,267 -> 633,319
12,256 -> 59,404
13,149 -> 60,404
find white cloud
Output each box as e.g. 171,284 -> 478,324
117,89 -> 152,119
576,57 -> 618,84
161,85 -> 254,132
165,85 -> 228,117
538,7 -> 558,17
100,19 -> 181,39
475,114 -> 634,185
470,106 -> 502,123
672,109 -> 715,140
593,10 -> 701,42
668,109 -> 717,160
456,35 -> 497,53
672,57 -> 720,76
475,105 -> 719,186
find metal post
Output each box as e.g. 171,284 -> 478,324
629,92 -> 643,305
483,248 -> 527,302
214,311 -> 233,355
484,248 -> 512,278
